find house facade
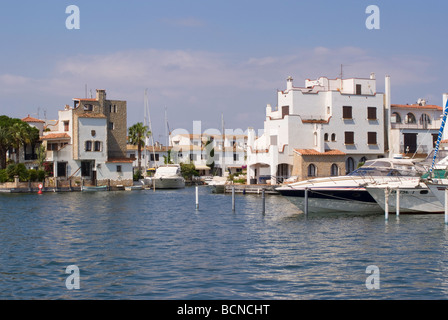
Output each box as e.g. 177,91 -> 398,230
170,132 -> 247,176
41,89 -> 133,186
388,100 -> 443,158
247,74 -> 386,184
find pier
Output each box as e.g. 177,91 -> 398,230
223,184 -> 279,195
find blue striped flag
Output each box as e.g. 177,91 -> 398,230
430,99 -> 448,172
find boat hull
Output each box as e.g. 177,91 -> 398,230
277,187 -> 382,213
366,186 -> 444,213
81,185 -> 108,192
152,177 -> 185,189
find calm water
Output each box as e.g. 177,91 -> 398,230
1,186 -> 448,300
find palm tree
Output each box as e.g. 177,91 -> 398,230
0,126 -> 11,169
11,122 -> 39,164
128,122 -> 151,172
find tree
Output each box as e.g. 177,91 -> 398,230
128,122 -> 151,172
0,116 -> 40,168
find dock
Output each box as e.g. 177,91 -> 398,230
224,184 -> 279,195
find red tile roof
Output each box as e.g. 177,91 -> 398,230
77,113 -> 106,118
106,158 -> 134,163
22,115 -> 45,123
40,133 -> 71,140
294,149 -> 346,156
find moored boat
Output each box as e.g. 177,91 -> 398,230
276,158 -> 425,214
152,164 -> 185,189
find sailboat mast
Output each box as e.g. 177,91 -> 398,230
221,113 -> 225,176
145,89 -> 157,171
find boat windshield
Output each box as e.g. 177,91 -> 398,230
348,160 -> 419,177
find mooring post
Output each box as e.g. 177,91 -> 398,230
304,187 -> 309,216
445,188 -> 448,225
195,186 -> 199,210
396,187 -> 400,217
385,187 -> 389,221
262,188 -> 266,214
232,186 -> 235,211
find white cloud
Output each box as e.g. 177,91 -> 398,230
0,46 -> 437,131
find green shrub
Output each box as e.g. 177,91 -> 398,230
0,169 -> 7,183
28,169 -> 38,182
37,170 -> 45,181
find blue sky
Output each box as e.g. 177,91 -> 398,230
0,0 -> 447,143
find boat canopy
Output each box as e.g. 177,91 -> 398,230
348,159 -> 420,177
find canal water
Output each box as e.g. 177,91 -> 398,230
1,186 -> 448,300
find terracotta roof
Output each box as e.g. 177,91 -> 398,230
40,133 -> 71,140
294,149 -> 346,156
22,115 -> 45,123
391,104 -> 442,111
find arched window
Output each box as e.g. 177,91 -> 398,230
331,164 -> 339,176
406,113 -> 416,124
308,164 -> 317,177
391,112 -> 401,123
420,113 -> 431,126
346,157 -> 355,174
324,133 -> 329,142
360,156 -> 367,164
314,132 -> 318,146
331,133 -> 336,142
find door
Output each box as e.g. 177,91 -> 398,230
403,133 -> 417,153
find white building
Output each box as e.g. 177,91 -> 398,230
126,143 -> 170,171
389,100 -> 443,158
170,133 -> 247,176
247,73 -> 386,184
41,90 -> 133,187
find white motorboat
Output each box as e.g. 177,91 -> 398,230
276,158 -> 425,214
152,164 -> 185,189
206,176 -> 228,193
366,180 -> 444,214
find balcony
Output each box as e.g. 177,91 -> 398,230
391,121 -> 441,130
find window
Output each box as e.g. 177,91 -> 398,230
331,133 -> 336,142
64,121 -> 69,132
324,133 -> 329,142
282,106 -> 289,118
47,143 -> 58,151
109,122 -> 114,130
150,154 -> 160,161
406,113 -> 416,124
391,112 -> 401,123
344,132 -> 354,145
420,114 -> 431,127
57,162 -> 67,177
85,141 -> 92,151
367,132 -> 377,145
330,164 -> 339,176
109,105 -> 117,113
91,130 -> 96,137
130,153 -> 136,159
356,84 -> 362,95
233,153 -> 239,161
94,141 -> 101,152
343,106 -> 353,119
81,161 -> 91,177
116,165 -> 122,173
346,157 -> 355,174
314,132 -> 318,146
433,134 -> 439,148
367,107 -> 377,120
83,104 -> 93,111
307,164 -> 317,177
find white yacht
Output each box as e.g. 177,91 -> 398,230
151,164 -> 185,189
365,180 -> 443,214
276,158 -> 425,214
206,176 -> 228,193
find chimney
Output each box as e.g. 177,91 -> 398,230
96,89 -> 106,102
370,72 -> 375,80
286,76 -> 293,91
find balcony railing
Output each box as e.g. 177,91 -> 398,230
399,145 -> 429,154
391,122 -> 441,130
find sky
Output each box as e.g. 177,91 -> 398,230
0,0 -> 447,144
